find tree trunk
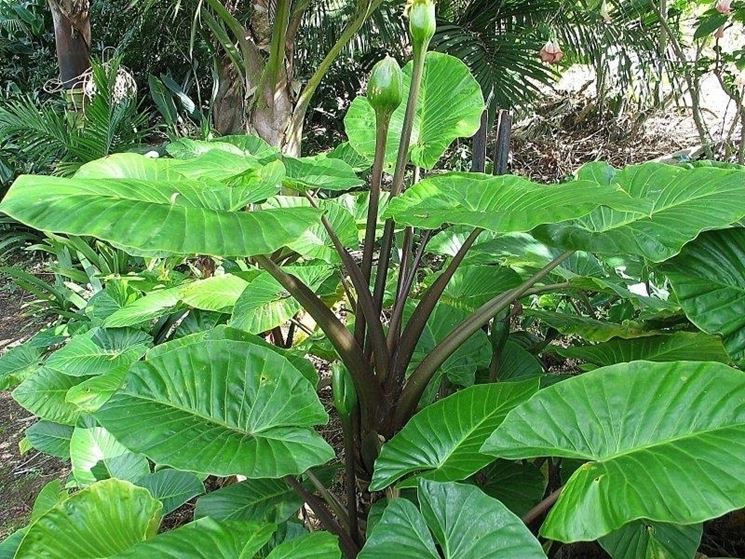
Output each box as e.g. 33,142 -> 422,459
47,0 -> 91,88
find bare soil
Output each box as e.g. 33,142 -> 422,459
0,263 -> 68,540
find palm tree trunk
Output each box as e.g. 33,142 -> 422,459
47,0 -> 90,89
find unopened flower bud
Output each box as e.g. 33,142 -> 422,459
407,0 -> 436,52
331,364 -> 358,419
714,25 -> 726,39
539,40 -> 564,64
367,56 -> 403,116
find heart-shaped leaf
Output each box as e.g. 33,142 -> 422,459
25,421 -> 74,459
383,172 -> 641,232
0,174 -> 320,257
111,517 -> 276,559
555,332 -> 730,367
14,479 -> 162,559
359,480 -> 546,558
599,520 -> 702,559
482,360 -> 745,542
370,379 -> 539,491
345,52 -> 484,170
662,228 -> 745,362
95,338 -> 333,478
70,421 -> 150,486
137,469 -> 205,515
535,163 -> 745,262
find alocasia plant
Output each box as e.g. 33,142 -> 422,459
1,0 -> 745,556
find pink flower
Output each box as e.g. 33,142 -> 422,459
539,40 -> 563,64
714,25 -> 726,38
715,0 -> 732,15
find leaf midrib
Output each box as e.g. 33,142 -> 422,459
592,421 -> 744,463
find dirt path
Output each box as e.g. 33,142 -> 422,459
0,269 -> 68,540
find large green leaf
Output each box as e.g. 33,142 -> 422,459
146,326 -> 318,386
535,162 -> 745,262
266,531 -> 340,559
359,480 -> 546,558
477,460 -> 547,517
103,287 -> 182,327
265,196 -> 358,263
111,518 -> 276,559
46,333 -> 147,377
434,265 -> 522,312
65,368 -> 129,413
13,368 -> 89,425
15,479 -> 162,559
383,172 -> 641,232
283,155 -> 363,192
599,520 -> 702,559
555,332 -> 730,367
370,379 -> 539,491
195,477 -> 303,523
526,309 -> 657,342
229,265 -> 333,334
136,469 -> 205,515
345,52 -> 484,170
25,420 -> 74,459
493,341 -> 544,381
166,135 -> 279,164
408,303 -> 492,393
662,228 -> 745,362
0,344 -> 42,390
105,274 -> 254,328
482,360 -> 745,542
70,421 -> 150,487
95,339 -> 333,478
0,174 -> 320,257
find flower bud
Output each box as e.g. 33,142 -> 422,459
539,40 -> 563,65
714,25 -> 726,39
367,56 -> 404,116
331,363 -> 358,419
715,0 -> 732,14
407,0 -> 436,51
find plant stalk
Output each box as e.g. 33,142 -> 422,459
355,116 -> 390,347
285,477 -> 359,558
394,228 -> 483,381
522,487 -> 563,525
254,255 -> 382,422
393,251 -> 573,429
371,46 -> 428,316
341,415 -> 360,544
